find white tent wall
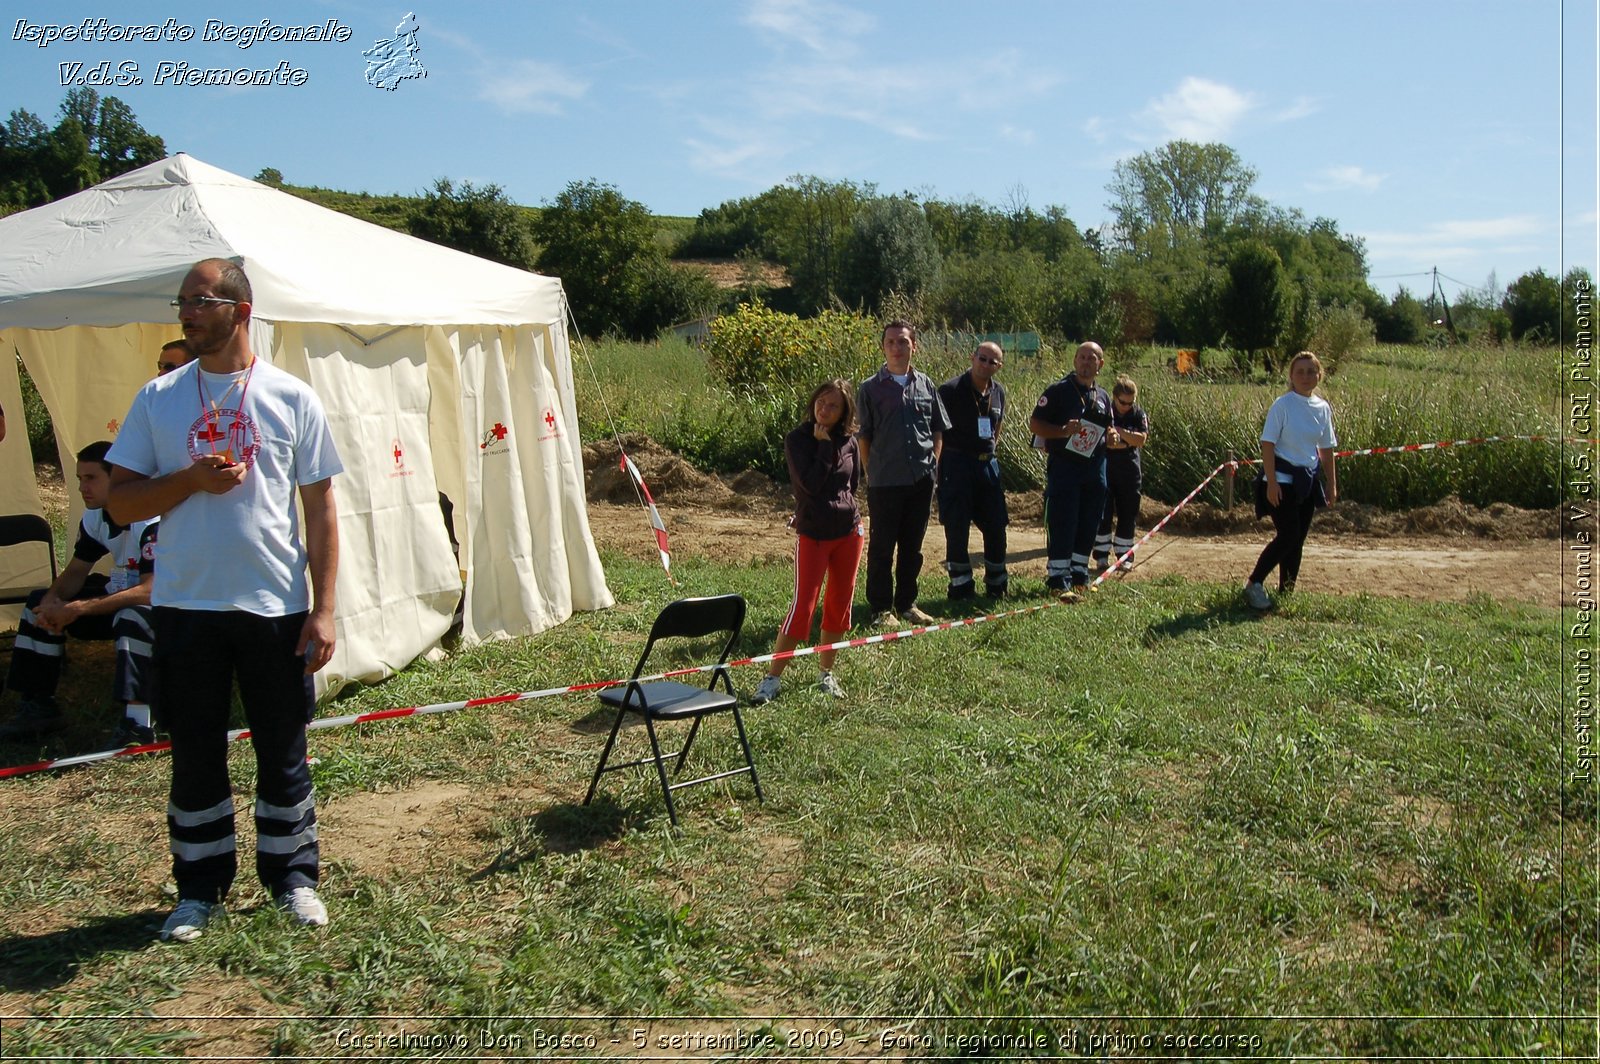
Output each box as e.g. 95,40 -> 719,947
452,324 -> 613,641
0,351 -> 48,624
270,322 -> 461,692
4,325 -> 177,621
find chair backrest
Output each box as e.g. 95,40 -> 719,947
0,513 -> 58,606
633,594 -> 747,678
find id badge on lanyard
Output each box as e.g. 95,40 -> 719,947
977,416 -> 993,440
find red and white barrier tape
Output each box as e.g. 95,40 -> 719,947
0,604 -> 1065,779
3,430 -> 1576,780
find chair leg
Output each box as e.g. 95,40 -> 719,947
730,707 -> 764,802
644,717 -> 679,827
674,716 -> 704,775
584,706 -> 628,806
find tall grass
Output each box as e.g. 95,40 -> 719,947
576,337 -> 1564,509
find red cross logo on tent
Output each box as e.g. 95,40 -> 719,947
479,422 -> 509,450
544,409 -> 556,430
392,439 -> 404,467
106,418 -> 120,435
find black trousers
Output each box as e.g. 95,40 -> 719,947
154,607 -> 318,904
938,450 -> 1008,587
866,476 -> 935,613
5,576 -> 154,707
1250,493 -> 1319,590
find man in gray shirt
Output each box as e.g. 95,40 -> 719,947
856,321 -> 950,627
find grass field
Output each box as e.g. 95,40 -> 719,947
0,550 -> 1587,1058
573,336 -> 1564,510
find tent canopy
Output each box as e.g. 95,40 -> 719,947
0,155 -> 613,694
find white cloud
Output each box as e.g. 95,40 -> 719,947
1139,76 -> 1255,141
998,125 -> 1036,146
1360,215 -> 1547,266
1307,165 -> 1387,193
742,0 -> 875,54
1274,96 -> 1320,122
477,61 -> 590,115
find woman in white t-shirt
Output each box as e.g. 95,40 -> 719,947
1243,352 -> 1338,610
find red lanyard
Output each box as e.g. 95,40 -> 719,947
196,359 -> 256,456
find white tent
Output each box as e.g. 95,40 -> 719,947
0,154 -> 613,693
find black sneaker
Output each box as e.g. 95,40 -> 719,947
0,697 -> 64,740
112,716 -> 156,747
1045,574 -> 1070,592
984,580 -> 1008,598
947,582 -> 976,601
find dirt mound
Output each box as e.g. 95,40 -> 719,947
583,438 -> 1561,539
1167,494 -> 1558,539
582,433 -> 787,513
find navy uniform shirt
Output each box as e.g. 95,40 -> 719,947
1034,373 -> 1112,462
938,370 -> 1006,457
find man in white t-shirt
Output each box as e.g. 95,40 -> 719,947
107,258 -> 342,943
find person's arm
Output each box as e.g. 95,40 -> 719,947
1029,412 -> 1081,440
1261,440 -> 1281,508
1319,446 -> 1337,505
789,428 -> 838,500
31,557 -> 95,632
296,477 -> 339,675
106,457 -> 246,524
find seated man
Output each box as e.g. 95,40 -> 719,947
1,441 -> 159,745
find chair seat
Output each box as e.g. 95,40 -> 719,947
599,680 -> 737,719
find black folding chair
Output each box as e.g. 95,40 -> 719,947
584,594 -> 763,827
0,513 -> 58,658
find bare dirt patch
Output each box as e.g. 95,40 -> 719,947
581,438 -> 1565,608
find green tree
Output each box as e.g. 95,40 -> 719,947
1219,240 -> 1290,364
1374,286 -> 1429,344
1503,268 -> 1563,342
408,177 -> 536,271
1107,140 -> 1259,253
532,179 -> 714,338
840,195 -> 941,312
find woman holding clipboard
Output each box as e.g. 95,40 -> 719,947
1029,341 -> 1114,601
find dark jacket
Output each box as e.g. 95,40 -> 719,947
786,423 -> 861,540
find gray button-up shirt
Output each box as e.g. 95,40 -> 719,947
856,367 -> 950,487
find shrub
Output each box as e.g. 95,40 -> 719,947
1306,302 -> 1375,374
704,303 -> 881,393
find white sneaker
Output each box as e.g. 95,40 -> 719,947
160,899 -> 219,942
277,886 -> 328,927
751,675 -> 781,705
817,672 -> 846,699
1243,582 -> 1272,610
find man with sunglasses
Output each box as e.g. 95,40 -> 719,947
937,342 -> 1010,599
156,338 -> 194,376
107,258 -> 342,943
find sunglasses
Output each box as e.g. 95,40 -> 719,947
156,361 -> 183,374
975,355 -> 1002,366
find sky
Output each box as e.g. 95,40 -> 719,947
3,0 -> 1596,304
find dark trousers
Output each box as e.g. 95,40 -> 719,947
1250,493 -> 1319,590
938,450 -> 1008,590
1095,476 -> 1141,561
1044,457 -> 1107,583
5,577 -> 154,707
866,476 -> 935,613
154,607 -> 318,904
